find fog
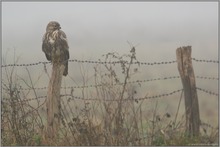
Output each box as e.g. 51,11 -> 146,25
2,2 -> 219,124
2,2 -> 218,62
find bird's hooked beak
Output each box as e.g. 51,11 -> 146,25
55,26 -> 61,30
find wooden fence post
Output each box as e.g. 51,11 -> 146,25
176,46 -> 200,137
46,49 -> 65,138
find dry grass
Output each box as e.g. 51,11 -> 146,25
1,48 -> 219,146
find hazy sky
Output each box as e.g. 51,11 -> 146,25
2,2 -> 218,63
2,2 -> 218,124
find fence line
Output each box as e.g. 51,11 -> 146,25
2,86 -> 218,104
2,47 -> 218,142
2,75 -> 218,92
3,88 -> 183,103
195,76 -> 219,80
191,58 -> 219,63
64,89 -> 183,101
196,87 -> 219,96
11,76 -> 180,91
3,76 -> 219,91
1,59 -> 176,67
1,57 -> 218,68
2,57 -> 218,102
1,57 -> 218,100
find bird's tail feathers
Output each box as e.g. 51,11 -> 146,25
63,61 -> 68,76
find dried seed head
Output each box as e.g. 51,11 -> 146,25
72,117 -> 78,122
156,115 -> 161,121
165,113 -> 171,118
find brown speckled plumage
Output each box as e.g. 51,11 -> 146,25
42,21 -> 69,76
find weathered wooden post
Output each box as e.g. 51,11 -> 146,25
46,48 -> 65,138
176,46 -> 200,137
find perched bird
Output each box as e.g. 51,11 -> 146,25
42,21 -> 69,76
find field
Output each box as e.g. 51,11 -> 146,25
1,48 -> 219,146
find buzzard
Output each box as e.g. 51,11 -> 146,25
42,21 -> 69,76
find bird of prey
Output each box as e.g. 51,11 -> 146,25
42,21 -> 69,76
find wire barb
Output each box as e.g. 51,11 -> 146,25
1,59 -> 177,67
191,58 -> 219,63
15,75 -> 181,91
196,87 -> 218,96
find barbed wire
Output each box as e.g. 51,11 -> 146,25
3,86 -> 218,104
196,87 -> 219,97
2,57 -> 218,103
70,59 -> 177,66
1,59 -> 177,68
2,57 -> 218,68
1,61 -> 51,67
64,89 -> 183,101
2,95 -> 47,104
12,76 -> 180,91
191,58 -> 219,63
196,76 -> 219,80
2,89 -> 183,104
3,75 -> 217,92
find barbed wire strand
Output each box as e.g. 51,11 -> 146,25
2,89 -> 183,103
3,87 -> 218,104
1,59 -> 177,67
191,58 -> 219,63
1,57 -> 218,68
196,76 -> 219,80
11,76 -> 180,91
196,87 -> 219,97
64,89 -> 183,101
3,75 -> 218,92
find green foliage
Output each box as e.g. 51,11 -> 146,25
153,135 -> 166,146
33,135 -> 42,146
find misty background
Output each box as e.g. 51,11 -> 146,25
2,2 -> 218,125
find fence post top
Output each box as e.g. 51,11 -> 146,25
176,46 -> 192,51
